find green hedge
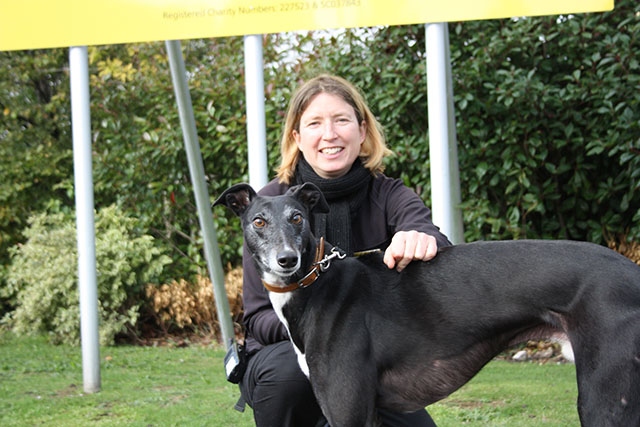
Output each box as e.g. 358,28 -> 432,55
449,7 -> 640,242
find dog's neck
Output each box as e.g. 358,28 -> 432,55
262,237 -> 326,293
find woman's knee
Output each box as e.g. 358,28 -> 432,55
241,342 -> 324,426
241,341 -> 313,404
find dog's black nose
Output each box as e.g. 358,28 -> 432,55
277,251 -> 298,269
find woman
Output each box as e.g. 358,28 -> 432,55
238,74 -> 450,426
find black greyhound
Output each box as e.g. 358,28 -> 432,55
214,182 -> 640,427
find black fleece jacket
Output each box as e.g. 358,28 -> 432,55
241,174 -> 451,354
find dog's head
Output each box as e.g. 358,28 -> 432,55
214,183 -> 329,284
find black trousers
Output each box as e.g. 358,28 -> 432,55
239,341 -> 437,427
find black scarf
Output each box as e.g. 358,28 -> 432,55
295,157 -> 372,255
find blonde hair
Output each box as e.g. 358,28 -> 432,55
276,74 -> 393,184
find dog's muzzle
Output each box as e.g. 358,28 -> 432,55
262,238 -> 345,293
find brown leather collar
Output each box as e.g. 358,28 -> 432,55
262,238 -> 326,293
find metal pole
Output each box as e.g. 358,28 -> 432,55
243,35 -> 269,190
425,23 -> 464,244
69,45 -> 101,393
165,40 -> 234,349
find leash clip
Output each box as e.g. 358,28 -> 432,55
316,247 -> 346,272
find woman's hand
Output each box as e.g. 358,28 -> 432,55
383,230 -> 439,272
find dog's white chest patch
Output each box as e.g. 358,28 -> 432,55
269,292 -> 310,378
269,292 -> 293,330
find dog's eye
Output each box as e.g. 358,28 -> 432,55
291,213 -> 303,225
253,218 -> 266,228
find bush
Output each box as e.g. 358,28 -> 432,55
2,205 -> 171,345
449,5 -> 640,242
143,268 -> 244,341
608,235 -> 640,265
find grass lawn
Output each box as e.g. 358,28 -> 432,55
0,332 -> 579,426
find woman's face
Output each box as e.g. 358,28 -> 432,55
293,92 -> 366,179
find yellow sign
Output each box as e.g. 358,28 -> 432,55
1,0 -> 614,51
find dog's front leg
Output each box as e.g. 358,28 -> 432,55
310,357 -> 380,427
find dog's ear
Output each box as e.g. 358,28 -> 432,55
288,183 -> 330,214
212,183 -> 256,217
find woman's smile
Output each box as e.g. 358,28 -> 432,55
320,146 -> 344,155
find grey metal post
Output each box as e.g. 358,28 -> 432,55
165,40 -> 234,349
425,23 -> 465,244
243,35 -> 269,191
69,46 -> 101,393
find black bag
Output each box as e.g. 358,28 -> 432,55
224,339 -> 247,384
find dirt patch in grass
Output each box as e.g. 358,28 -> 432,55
53,383 -> 83,398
